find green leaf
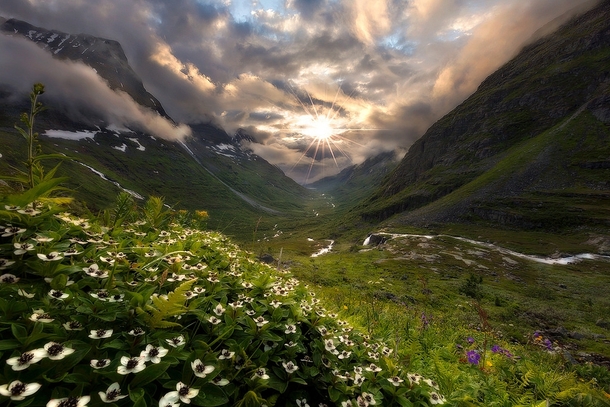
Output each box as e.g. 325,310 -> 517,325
130,361 -> 171,388
101,339 -> 129,350
328,386 -> 343,403
267,375 -> 289,393
11,324 -> 27,343
130,387 -> 147,407
5,177 -> 68,206
289,377 -> 308,386
0,339 -> 21,350
195,384 -> 229,407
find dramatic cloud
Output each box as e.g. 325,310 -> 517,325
0,0 -> 598,182
0,35 -> 190,141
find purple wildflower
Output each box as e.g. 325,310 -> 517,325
466,350 -> 480,365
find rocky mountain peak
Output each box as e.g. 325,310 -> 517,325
0,17 -> 168,118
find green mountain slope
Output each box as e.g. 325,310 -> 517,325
307,151 -> 400,210
359,0 -> 610,234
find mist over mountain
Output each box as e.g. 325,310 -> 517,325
0,17 -> 312,233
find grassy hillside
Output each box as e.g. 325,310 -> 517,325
357,0 -> 610,236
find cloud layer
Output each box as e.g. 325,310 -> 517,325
0,0 -> 598,182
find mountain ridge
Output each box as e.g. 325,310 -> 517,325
0,17 -> 167,117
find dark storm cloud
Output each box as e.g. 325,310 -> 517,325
0,0 -> 600,183
290,0 -> 326,20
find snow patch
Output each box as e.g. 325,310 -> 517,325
128,138 -> 145,151
106,124 -> 133,134
44,129 -> 96,140
77,162 -> 144,199
54,47 -> 63,54
113,144 -> 127,152
57,34 -> 70,47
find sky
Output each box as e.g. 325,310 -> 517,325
0,0 -> 598,183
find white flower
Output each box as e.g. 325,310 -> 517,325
407,373 -> 422,385
1,226 -> 26,237
63,248 -> 82,256
229,300 -> 243,308
18,289 -> 35,298
338,350 -> 352,359
174,382 -> 199,404
13,242 -> 34,255
33,235 -> 53,243
191,359 -> 215,378
296,399 -> 310,407
0,258 -> 15,271
30,309 -> 54,323
324,339 -> 336,352
213,303 -> 225,316
218,349 -> 234,360
117,356 -> 146,375
99,382 -> 127,403
90,359 -> 111,369
353,374 -> 365,386
360,393 -> 376,405
269,300 -> 282,308
90,290 -> 110,301
253,316 -> 269,327
208,316 -> 222,325
212,377 -> 230,386
0,273 -> 19,283
158,392 -> 180,407
0,380 -> 41,400
253,367 -> 269,380
109,293 -> 125,302
37,252 -> 63,262
365,363 -> 382,372
429,392 -> 446,405
89,329 -> 113,339
17,208 -> 40,216
424,378 -> 440,389
46,395 -> 90,407
388,376 -> 404,386
166,335 -> 185,348
48,290 -> 69,300
83,264 -> 108,278
99,256 -> 115,264
282,361 -> 298,374
140,345 -> 168,364
128,327 -> 145,336
44,342 -> 75,360
6,349 -> 46,371
285,324 -> 297,334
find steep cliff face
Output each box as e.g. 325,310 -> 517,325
0,18 -> 167,117
360,0 -> 610,230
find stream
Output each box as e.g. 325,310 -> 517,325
363,233 -> 610,265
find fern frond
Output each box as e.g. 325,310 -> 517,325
139,279 -> 196,328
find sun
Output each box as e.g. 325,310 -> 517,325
297,114 -> 338,140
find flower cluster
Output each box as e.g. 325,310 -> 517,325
0,204 -> 441,406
